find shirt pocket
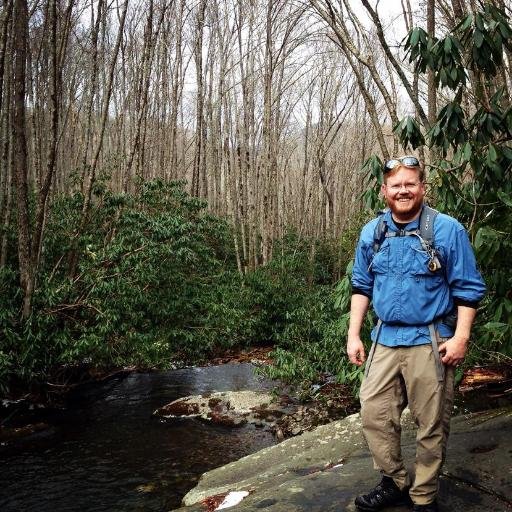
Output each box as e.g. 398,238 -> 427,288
411,250 -> 445,292
371,245 -> 389,274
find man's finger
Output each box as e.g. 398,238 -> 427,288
353,354 -> 364,365
348,351 -> 365,366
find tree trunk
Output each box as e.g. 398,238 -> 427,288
427,0 -> 438,166
169,0 -> 184,180
31,0 -> 60,274
13,0 -> 32,318
0,32 -> 13,267
80,0 -> 104,187
192,0 -> 207,198
69,0 -> 128,278
0,0 -> 13,115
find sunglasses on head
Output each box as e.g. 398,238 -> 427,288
383,156 -> 420,173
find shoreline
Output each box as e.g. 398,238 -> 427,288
1,351 -> 510,446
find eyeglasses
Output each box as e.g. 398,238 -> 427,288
383,156 -> 420,173
385,182 -> 422,192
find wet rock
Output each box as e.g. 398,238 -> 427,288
201,493 -> 228,512
158,401 -> 201,416
154,391 -> 283,429
172,407 -> 512,512
154,381 -> 358,438
272,390 -> 357,438
0,422 -> 50,443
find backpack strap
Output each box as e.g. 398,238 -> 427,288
428,322 -> 446,382
373,205 -> 439,254
418,205 -> 438,249
364,319 -> 382,378
372,209 -> 389,254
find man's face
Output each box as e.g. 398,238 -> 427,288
381,166 -> 425,222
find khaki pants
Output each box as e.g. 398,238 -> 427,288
360,342 -> 455,505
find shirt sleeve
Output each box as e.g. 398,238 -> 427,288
444,227 -> 486,304
453,297 -> 479,309
351,230 -> 374,299
351,286 -> 372,299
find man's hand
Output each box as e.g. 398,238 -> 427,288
347,334 -> 366,366
347,294 -> 370,366
439,305 -> 477,366
438,336 -> 468,366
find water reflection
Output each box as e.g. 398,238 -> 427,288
0,363 -> 277,512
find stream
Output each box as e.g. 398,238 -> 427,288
0,363 -> 278,512
2,362 -> 509,512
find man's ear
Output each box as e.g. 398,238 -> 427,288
380,182 -> 386,196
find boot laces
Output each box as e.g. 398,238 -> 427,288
366,477 -> 400,504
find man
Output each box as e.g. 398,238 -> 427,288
347,156 -> 486,512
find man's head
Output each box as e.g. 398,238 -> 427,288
381,156 -> 426,222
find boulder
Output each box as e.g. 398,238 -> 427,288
154,390 -> 287,428
171,407 -> 512,512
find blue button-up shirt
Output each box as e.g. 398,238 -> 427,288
352,207 -> 486,346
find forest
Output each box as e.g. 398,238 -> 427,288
1,0 -> 511,395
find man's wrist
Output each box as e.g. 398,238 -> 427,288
452,334 -> 470,344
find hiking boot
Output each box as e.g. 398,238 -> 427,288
413,501 -> 439,512
355,476 -> 410,511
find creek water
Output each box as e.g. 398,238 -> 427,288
0,363 -> 277,512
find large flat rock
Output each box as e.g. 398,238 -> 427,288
172,407 -> 512,512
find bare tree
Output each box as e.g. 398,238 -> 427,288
7,0 -> 464,296
191,0 -> 207,197
70,0 -> 128,278
309,0 -> 396,158
13,0 -> 32,318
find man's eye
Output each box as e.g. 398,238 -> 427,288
389,183 -> 418,191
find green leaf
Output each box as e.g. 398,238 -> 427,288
499,21 -> 512,39
410,28 -> 420,48
488,144 -> 498,163
459,14 -> 473,32
463,142 -> 472,161
482,321 -> 509,332
439,68 -> 447,86
502,146 -> 512,161
475,13 -> 485,31
474,29 -> 484,48
497,190 -> 512,207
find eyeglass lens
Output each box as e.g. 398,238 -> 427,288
384,156 -> 420,172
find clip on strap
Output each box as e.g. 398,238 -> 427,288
364,319 -> 382,378
428,323 -> 445,382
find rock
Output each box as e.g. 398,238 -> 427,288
172,407 -> 512,512
0,422 -> 50,442
154,383 -> 358,439
176,411 -> 366,509
154,391 -> 284,429
157,401 -> 201,417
